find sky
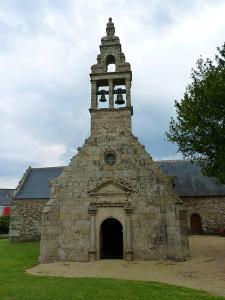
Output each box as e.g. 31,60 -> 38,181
0,0 -> 225,188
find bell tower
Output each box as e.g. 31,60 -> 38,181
90,18 -> 133,135
39,17 -> 190,264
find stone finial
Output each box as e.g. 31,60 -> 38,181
106,17 -> 115,36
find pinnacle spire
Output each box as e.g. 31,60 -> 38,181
106,17 -> 115,37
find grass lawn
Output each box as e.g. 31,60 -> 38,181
0,240 -> 224,300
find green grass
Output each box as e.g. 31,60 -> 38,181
0,240 -> 224,300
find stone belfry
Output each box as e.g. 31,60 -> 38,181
90,18 -> 132,110
90,18 -> 133,137
39,18 -> 189,263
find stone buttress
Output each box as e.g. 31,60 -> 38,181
39,18 -> 190,263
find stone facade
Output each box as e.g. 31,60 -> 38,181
9,195 -> 225,243
39,18 -> 190,263
9,199 -> 47,242
8,20 -> 225,250
182,196 -> 225,234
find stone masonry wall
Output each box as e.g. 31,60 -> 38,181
91,108 -> 132,136
182,196 -> 225,234
40,109 -> 189,262
39,18 -> 190,263
9,199 -> 47,242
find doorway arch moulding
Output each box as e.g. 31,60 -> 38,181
88,178 -> 134,261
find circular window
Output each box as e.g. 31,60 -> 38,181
104,153 -> 116,166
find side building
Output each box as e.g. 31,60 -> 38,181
160,161 -> 225,235
9,160 -> 225,242
0,189 -> 14,216
9,167 -> 63,241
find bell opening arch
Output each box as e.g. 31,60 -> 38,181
106,55 -> 116,72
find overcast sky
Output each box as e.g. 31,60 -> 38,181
1,0 -> 225,188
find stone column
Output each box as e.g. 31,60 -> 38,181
124,206 -> 133,261
109,79 -> 114,108
88,205 -> 97,261
91,81 -> 98,109
125,79 -> 131,107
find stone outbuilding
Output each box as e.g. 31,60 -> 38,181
160,161 -> 225,235
9,167 -> 62,241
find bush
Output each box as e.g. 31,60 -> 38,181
0,215 -> 10,234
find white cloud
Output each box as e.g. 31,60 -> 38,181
0,118 -> 66,165
127,1 -> 225,105
0,177 -> 19,188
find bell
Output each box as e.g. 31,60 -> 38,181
99,90 -> 106,102
115,93 -> 125,105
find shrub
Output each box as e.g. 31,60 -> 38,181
0,215 -> 10,234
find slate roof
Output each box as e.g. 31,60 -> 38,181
158,160 -> 225,197
15,167 -> 64,199
0,189 -> 14,206
14,161 -> 225,199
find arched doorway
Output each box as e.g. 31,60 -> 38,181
190,213 -> 203,234
100,218 -> 123,259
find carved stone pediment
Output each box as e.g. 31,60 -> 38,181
88,179 -> 132,196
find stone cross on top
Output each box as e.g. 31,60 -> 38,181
106,17 -> 115,37
90,18 -> 132,113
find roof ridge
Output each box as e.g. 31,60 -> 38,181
13,167 -> 32,198
31,166 -> 65,170
156,159 -> 188,162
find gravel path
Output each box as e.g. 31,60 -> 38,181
27,236 -> 225,297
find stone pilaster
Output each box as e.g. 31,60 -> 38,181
125,79 -> 131,107
124,206 -> 133,261
88,205 -> 97,261
91,81 -> 97,109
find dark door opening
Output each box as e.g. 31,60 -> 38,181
190,213 -> 203,234
100,218 -> 123,259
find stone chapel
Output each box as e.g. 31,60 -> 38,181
38,18 -> 190,263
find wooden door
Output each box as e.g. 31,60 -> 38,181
190,213 -> 203,234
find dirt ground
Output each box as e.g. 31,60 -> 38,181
27,236 -> 225,297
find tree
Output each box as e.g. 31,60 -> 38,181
166,43 -> 225,183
